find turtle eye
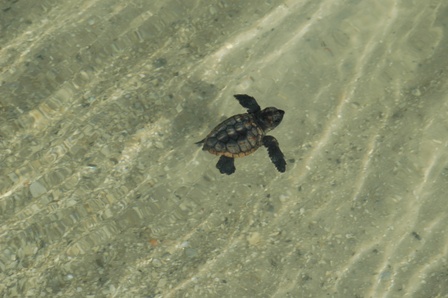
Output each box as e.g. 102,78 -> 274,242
272,113 -> 283,124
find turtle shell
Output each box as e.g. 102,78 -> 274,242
201,113 -> 264,158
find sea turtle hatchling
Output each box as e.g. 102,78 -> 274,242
196,94 -> 286,175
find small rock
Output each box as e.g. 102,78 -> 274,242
30,181 -> 47,198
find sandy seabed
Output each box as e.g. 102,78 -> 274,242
1,0 -> 448,297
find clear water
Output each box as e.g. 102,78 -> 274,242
1,0 -> 448,297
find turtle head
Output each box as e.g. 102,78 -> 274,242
258,107 -> 284,132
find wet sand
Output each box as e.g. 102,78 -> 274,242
1,0 -> 448,297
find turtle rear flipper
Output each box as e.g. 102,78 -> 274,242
234,94 -> 261,113
216,156 -> 236,175
263,135 -> 286,172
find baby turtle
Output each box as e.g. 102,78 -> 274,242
196,94 -> 286,175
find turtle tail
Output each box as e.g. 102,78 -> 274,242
195,139 -> 205,146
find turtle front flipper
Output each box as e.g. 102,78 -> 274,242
263,135 -> 286,172
216,156 -> 236,175
234,94 -> 261,113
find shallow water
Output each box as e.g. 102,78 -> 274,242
1,0 -> 448,297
